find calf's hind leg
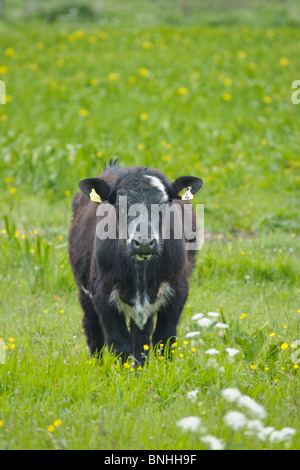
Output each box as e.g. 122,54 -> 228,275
79,289 -> 105,357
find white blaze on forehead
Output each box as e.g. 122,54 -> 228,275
144,175 -> 168,201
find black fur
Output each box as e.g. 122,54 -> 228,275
68,163 -> 202,365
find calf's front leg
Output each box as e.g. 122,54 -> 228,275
92,293 -> 133,362
152,287 -> 188,359
130,317 -> 154,366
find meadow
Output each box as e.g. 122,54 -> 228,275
0,1 -> 300,450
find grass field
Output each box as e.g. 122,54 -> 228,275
0,1 -> 300,450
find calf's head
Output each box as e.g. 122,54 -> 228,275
79,168 -> 202,261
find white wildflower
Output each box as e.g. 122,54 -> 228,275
197,317 -> 212,327
191,313 -> 204,321
187,390 -> 199,402
237,395 -> 267,420
221,388 -> 242,403
245,419 -> 264,436
215,322 -> 229,329
269,427 -> 296,443
257,426 -> 275,441
176,416 -> 201,432
201,434 -> 224,450
225,348 -> 240,357
207,312 -> 219,318
224,411 -> 247,431
205,348 -> 220,355
185,331 -> 201,339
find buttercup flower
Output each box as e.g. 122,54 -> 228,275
222,93 -> 232,101
78,109 -> 90,117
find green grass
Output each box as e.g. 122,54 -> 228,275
0,3 -> 300,450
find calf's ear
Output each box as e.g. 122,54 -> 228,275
78,178 -> 112,203
170,176 -> 203,200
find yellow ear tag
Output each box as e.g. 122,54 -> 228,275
89,188 -> 102,203
178,186 -> 193,200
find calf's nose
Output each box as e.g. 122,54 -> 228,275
131,237 -> 157,255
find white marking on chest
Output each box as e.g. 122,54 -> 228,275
109,282 -> 174,329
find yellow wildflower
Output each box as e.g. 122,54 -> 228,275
262,96 -> 272,104
139,68 -> 150,77
142,41 -> 152,50
5,48 -> 15,57
78,109 -> 90,117
68,30 -> 85,42
89,78 -> 99,87
107,72 -> 120,81
237,50 -> 247,59
222,93 -> 232,102
279,57 -> 289,67
47,425 -> 55,432
54,419 -> 62,427
280,343 -> 288,350
0,65 -> 8,74
177,87 -> 189,96
143,344 -> 149,351
128,76 -> 136,84
223,78 -> 232,87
